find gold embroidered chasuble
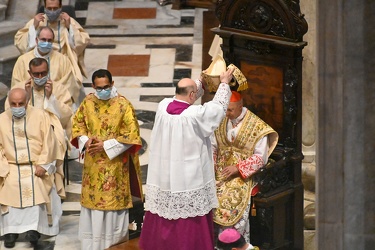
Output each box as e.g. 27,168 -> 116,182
0,107 -> 63,208
213,110 -> 278,226
72,94 -> 143,211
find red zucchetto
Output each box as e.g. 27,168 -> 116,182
230,91 -> 242,102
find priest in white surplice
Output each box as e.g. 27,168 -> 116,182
139,68 -> 234,250
0,88 -> 66,248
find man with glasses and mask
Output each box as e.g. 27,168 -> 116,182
71,69 -> 143,250
0,88 -> 66,248
14,0 -> 89,80
12,26 -> 81,107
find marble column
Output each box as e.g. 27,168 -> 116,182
299,1 -> 318,248
301,0 -> 317,165
317,0 -> 375,249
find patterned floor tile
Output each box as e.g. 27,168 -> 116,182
113,8 -> 157,19
108,54 -> 150,76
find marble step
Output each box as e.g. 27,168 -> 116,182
0,4 -> 6,21
0,20 -> 23,47
0,43 -> 18,80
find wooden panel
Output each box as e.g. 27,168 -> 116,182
240,62 -> 284,136
172,0 -> 216,10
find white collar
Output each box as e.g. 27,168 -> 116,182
230,107 -> 247,126
34,46 -> 52,59
173,97 -> 190,105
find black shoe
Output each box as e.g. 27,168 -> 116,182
4,233 -> 18,248
25,230 -> 40,245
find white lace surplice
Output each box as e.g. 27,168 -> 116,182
145,83 -> 231,220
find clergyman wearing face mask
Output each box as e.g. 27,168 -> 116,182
8,89 -> 29,119
34,26 -> 55,56
26,57 -> 54,102
37,39 -> 53,54
11,106 -> 27,118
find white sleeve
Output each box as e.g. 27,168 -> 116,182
78,135 -> 89,153
39,160 -> 57,175
44,94 -> 60,119
103,139 -> 132,160
194,79 -> 204,99
28,25 -> 37,51
210,133 -> 218,163
253,136 -> 269,164
68,23 -> 75,48
212,83 -> 231,113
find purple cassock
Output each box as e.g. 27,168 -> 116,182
139,99 -> 216,250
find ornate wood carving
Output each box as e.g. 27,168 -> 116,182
172,0 -> 217,10
245,40 -> 272,54
216,0 -> 307,41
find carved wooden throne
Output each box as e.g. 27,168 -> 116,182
208,0 -> 308,249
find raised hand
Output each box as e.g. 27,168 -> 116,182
44,79 -> 53,99
33,13 -> 45,29
220,67 -> 235,84
60,12 -> 71,28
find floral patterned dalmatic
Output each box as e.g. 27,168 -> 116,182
213,110 -> 278,226
72,94 -> 142,211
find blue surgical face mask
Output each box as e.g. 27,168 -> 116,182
44,8 -> 62,22
11,106 -> 26,118
33,75 -> 48,86
96,88 -> 112,100
37,40 -> 53,54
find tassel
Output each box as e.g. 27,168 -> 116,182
237,82 -> 248,91
251,202 -> 256,217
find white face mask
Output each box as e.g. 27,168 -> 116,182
33,75 -> 49,86
37,40 -> 53,54
11,106 -> 26,118
96,88 -> 112,100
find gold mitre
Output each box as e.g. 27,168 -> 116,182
201,55 -> 248,92
201,55 -> 228,92
227,64 -> 248,92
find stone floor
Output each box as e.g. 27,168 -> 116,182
0,0 -> 204,249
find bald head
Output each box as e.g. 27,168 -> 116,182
8,88 -> 28,108
37,26 -> 55,41
175,78 -> 198,105
176,78 -> 196,95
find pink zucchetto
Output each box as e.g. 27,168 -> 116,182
218,228 -> 241,243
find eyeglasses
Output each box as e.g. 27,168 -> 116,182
45,7 -> 61,11
95,85 -> 112,92
31,71 -> 48,78
38,38 -> 53,43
